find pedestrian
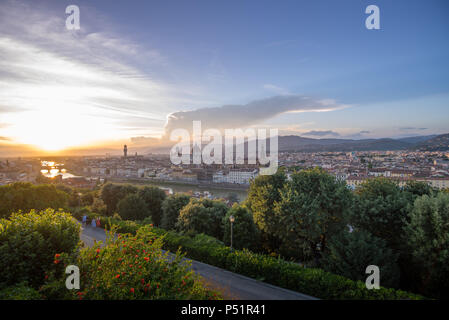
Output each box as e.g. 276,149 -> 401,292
91,217 -> 96,228
82,215 -> 87,227
96,217 -> 100,228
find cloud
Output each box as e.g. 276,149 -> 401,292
163,95 -> 348,138
0,0 -> 209,149
0,136 -> 10,141
302,130 -> 341,137
399,127 -> 428,131
359,130 -> 371,134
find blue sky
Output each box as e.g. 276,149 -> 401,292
0,0 -> 448,153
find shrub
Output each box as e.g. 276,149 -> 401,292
45,226 -> 221,300
161,194 -> 191,230
150,226 -> 423,300
117,194 -> 149,221
0,282 -> 41,300
85,215 -> 424,300
0,209 -> 80,288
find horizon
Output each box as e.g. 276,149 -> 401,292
1,0 -> 449,157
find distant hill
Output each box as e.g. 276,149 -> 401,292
412,133 -> 449,151
270,134 -> 445,153
277,136 -> 415,152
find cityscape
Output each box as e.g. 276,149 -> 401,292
0,0 -> 448,311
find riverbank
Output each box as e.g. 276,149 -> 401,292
108,178 -> 249,201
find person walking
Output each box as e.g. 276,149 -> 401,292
91,217 -> 96,228
82,215 -> 87,227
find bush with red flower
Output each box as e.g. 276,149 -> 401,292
42,225 -> 221,300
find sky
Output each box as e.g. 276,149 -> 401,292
0,0 -> 448,155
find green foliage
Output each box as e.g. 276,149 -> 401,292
321,229 -> 400,288
273,168 -> 352,261
100,183 -> 138,215
161,194 -> 191,230
0,182 -> 68,218
405,193 -> 449,298
101,217 -> 143,234
403,180 -> 434,199
0,282 -> 41,300
352,178 -> 409,250
44,226 -> 221,300
91,197 -> 107,216
153,226 -> 422,300
137,186 -> 167,226
223,204 -> 259,251
81,192 -> 95,206
245,170 -> 287,253
0,209 -> 80,288
176,198 -> 228,239
117,194 -> 149,221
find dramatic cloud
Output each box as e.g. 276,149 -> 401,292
302,130 -> 341,137
163,95 -> 348,138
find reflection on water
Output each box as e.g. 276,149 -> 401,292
40,161 -> 77,179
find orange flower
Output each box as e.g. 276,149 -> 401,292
96,249 -> 100,254
54,254 -> 61,258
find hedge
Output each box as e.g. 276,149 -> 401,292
94,216 -> 425,299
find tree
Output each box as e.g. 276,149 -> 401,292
0,183 -> 68,218
273,168 -> 352,262
100,183 -> 137,215
176,198 -> 228,239
137,186 -> 166,226
223,204 -> 259,251
161,194 -> 191,230
351,178 -> 409,250
117,194 -> 149,221
245,170 -> 287,253
405,193 -> 449,298
91,198 -> 107,216
226,193 -> 239,205
321,229 -> 400,288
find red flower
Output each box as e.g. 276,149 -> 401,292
44,275 -> 48,280
96,249 -> 100,254
54,254 -> 61,258
54,260 -> 60,264
115,274 -> 120,279
130,288 -> 135,294
144,257 -> 149,262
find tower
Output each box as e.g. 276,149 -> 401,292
124,145 -> 128,158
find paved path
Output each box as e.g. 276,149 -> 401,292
80,225 -> 317,300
